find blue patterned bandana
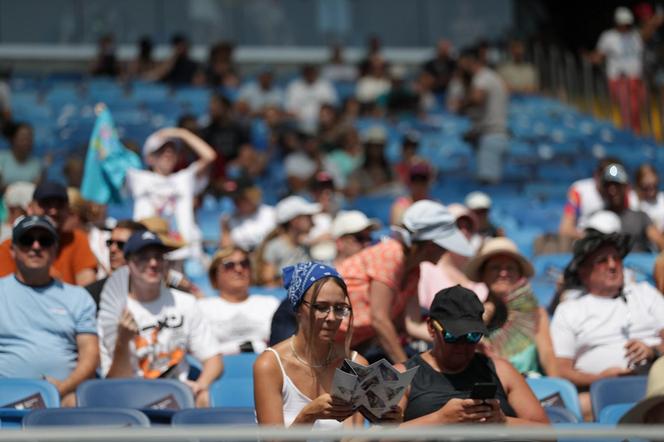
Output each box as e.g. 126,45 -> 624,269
282,262 -> 344,309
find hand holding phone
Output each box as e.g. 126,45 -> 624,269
469,382 -> 497,400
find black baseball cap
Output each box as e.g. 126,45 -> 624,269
429,285 -> 488,336
12,215 -> 58,244
123,230 -> 170,258
33,181 -> 68,202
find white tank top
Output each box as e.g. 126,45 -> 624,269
265,347 -> 357,428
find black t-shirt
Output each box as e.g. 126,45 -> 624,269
403,352 -> 516,422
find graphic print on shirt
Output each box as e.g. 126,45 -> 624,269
134,312 -> 186,379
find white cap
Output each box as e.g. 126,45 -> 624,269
4,182 -> 36,210
275,196 -> 321,224
615,6 -> 634,25
585,210 -> 622,234
284,153 -> 317,180
465,191 -> 492,210
142,132 -> 178,159
402,200 -> 474,257
332,210 -> 380,239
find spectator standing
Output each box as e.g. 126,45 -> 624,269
422,39 -> 457,94
0,216 -> 99,407
199,247 -> 279,354
148,34 -> 201,86
0,181 -> 97,285
97,231 -> 222,407
321,43 -> 358,83
551,232 -> 664,419
89,34 -> 119,77
458,48 -> 509,184
127,36 -> 156,79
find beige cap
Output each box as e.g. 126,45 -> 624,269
464,237 -> 534,281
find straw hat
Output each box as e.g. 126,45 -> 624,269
138,216 -> 186,250
620,357 -> 664,423
464,237 -> 534,282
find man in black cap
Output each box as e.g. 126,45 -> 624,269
0,181 -> 97,285
395,285 -> 547,425
97,231 -> 222,407
0,216 -> 99,407
551,232 -> 664,419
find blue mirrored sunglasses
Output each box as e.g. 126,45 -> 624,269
433,320 -> 483,344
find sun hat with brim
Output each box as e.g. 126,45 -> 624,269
275,196 -> 321,224
4,182 -> 36,210
332,210 -> 380,239
464,237 -> 534,282
619,357 -> 664,424
401,200 -> 474,257
139,216 -> 186,250
429,285 -> 489,336
563,231 -> 632,287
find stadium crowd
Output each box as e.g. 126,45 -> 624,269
1,5 -> 664,429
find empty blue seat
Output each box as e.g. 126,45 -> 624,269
0,379 -> 60,409
590,376 -> 647,421
76,379 -> 194,424
531,253 -> 572,280
623,253 -> 657,283
223,353 -> 258,379
172,407 -> 256,425
210,377 -> 254,408
598,403 -> 635,424
23,407 -> 150,427
526,377 -> 582,421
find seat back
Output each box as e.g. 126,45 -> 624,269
0,379 -> 60,409
210,378 -> 254,408
172,407 -> 256,425
76,379 -> 195,410
545,406 -> 580,423
526,377 -> 582,421
590,376 -> 647,420
23,407 -> 150,427
598,403 -> 635,424
224,354 -> 259,379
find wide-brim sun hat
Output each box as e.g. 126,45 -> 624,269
275,196 -> 321,224
139,216 -> 187,250
563,231 -> 632,287
464,237 -> 534,282
401,200 -> 474,257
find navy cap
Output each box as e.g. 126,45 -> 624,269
123,230 -> 169,258
33,181 -> 68,202
12,215 -> 58,244
602,163 -> 629,185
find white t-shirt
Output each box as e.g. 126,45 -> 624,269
285,78 -> 338,131
237,82 -> 284,112
228,204 -> 276,252
597,28 -> 644,79
551,282 -> 664,374
197,294 -> 279,355
566,178 -> 606,229
471,67 -> 508,135
98,274 -> 219,380
629,190 -> 664,231
126,164 -> 200,243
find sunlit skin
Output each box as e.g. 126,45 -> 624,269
148,143 -> 179,176
127,246 -> 167,289
296,280 -> 350,343
428,320 -> 479,374
108,227 -> 133,272
11,228 -> 56,275
578,244 -> 624,297
480,254 -> 522,298
215,250 -> 251,300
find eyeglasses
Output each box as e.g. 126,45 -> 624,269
220,258 -> 250,271
301,300 -> 352,318
433,320 -> 483,344
16,233 -> 55,248
105,239 -> 126,249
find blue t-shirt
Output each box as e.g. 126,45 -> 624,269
0,275 -> 97,380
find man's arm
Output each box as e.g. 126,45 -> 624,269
369,280 -> 407,363
556,357 -> 632,388
46,334 -> 99,400
646,224 -> 664,251
559,211 -> 582,239
187,355 -> 223,407
106,309 -> 138,378
494,357 -> 549,425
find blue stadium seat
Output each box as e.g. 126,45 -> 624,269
623,253 -> 657,284
531,253 -> 572,280
23,407 -> 150,427
210,377 -> 254,408
526,377 -> 582,421
590,376 -> 647,421
598,403 -> 635,424
0,379 -> 60,408
76,379 -> 194,424
545,406 -> 579,423
223,353 -> 258,379
172,407 -> 256,425
0,409 -> 30,428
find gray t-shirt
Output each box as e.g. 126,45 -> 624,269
471,67 -> 508,135
263,236 -> 312,277
619,209 -> 653,252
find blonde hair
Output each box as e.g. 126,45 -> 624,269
208,246 -> 248,289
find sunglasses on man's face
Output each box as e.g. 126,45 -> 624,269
220,258 -> 251,271
105,239 -> 126,249
17,233 -> 56,248
432,320 -> 483,344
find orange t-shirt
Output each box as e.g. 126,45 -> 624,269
0,229 -> 98,285
337,238 -> 418,345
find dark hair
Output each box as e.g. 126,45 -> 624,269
211,93 -> 232,109
116,219 -> 148,233
171,33 -> 188,46
6,121 -> 32,141
138,36 -> 153,60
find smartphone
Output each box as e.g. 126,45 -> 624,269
469,382 -> 497,400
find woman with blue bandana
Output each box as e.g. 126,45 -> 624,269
254,261 -> 402,428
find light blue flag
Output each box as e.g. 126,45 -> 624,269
81,105 -> 142,204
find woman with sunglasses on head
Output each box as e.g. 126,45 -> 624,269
396,285 -> 548,426
198,247 -> 279,355
254,261 -> 402,427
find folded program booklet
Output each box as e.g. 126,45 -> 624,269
331,358 -> 418,423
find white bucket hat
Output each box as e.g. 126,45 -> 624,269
275,196 -> 321,224
400,200 -> 474,257
332,210 -> 380,239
